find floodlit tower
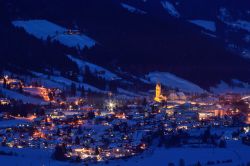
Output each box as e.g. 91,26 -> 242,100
154,83 -> 162,102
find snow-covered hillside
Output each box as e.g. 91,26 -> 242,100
0,87 -> 46,104
210,80 -> 250,94
189,20 -> 216,32
0,147 -> 66,166
31,71 -> 106,93
12,20 -> 96,49
1,140 -> 250,166
161,1 -> 180,18
146,72 -> 205,93
225,20 -> 250,32
121,3 -> 146,14
67,55 -> 120,81
0,119 -> 30,128
96,141 -> 250,166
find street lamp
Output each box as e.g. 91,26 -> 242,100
107,101 -> 116,111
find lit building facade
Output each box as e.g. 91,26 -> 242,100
154,83 -> 167,102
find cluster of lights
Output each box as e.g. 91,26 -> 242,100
107,101 -> 116,111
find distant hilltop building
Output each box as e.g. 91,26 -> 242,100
154,83 -> 167,102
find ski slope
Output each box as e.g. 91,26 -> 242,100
146,72 -> 205,93
189,20 -> 216,32
67,55 -> 120,81
0,87 -> 46,104
161,1 -> 180,18
12,19 -> 95,49
121,3 -> 146,14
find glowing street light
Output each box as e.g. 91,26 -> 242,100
107,101 -> 116,111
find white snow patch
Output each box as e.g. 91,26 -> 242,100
146,72 -> 205,93
67,55 -> 120,81
210,80 -> 250,94
1,141 -> 249,166
161,1 -> 180,18
218,8 -> 250,32
0,119 -> 30,128
117,88 -> 141,97
0,87 -> 46,104
227,20 -> 250,32
139,78 -> 152,84
202,31 -> 217,38
189,20 -> 216,32
31,71 -> 106,93
96,141 -> 250,166
0,147 -> 67,166
12,19 -> 95,49
121,3 -> 146,14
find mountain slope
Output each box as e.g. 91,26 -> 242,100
1,0 -> 250,89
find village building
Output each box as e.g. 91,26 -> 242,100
0,98 -> 10,105
154,83 -> 167,102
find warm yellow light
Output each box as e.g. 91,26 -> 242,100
107,101 -> 116,111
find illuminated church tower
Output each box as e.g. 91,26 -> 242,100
154,83 -> 166,102
154,83 -> 161,102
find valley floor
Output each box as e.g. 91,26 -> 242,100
1,140 -> 250,166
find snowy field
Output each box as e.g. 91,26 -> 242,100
161,1 -> 180,18
226,20 -> 250,32
31,71 -> 106,93
31,71 -> 141,97
97,141 -> 250,166
146,72 -> 205,93
219,8 -> 250,32
67,55 -> 120,81
189,20 -> 216,32
117,88 -> 141,98
0,119 -> 30,128
1,141 -> 250,166
0,147 -> 67,166
12,20 -> 95,49
0,87 -> 45,104
210,80 -> 250,94
121,3 -> 146,14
